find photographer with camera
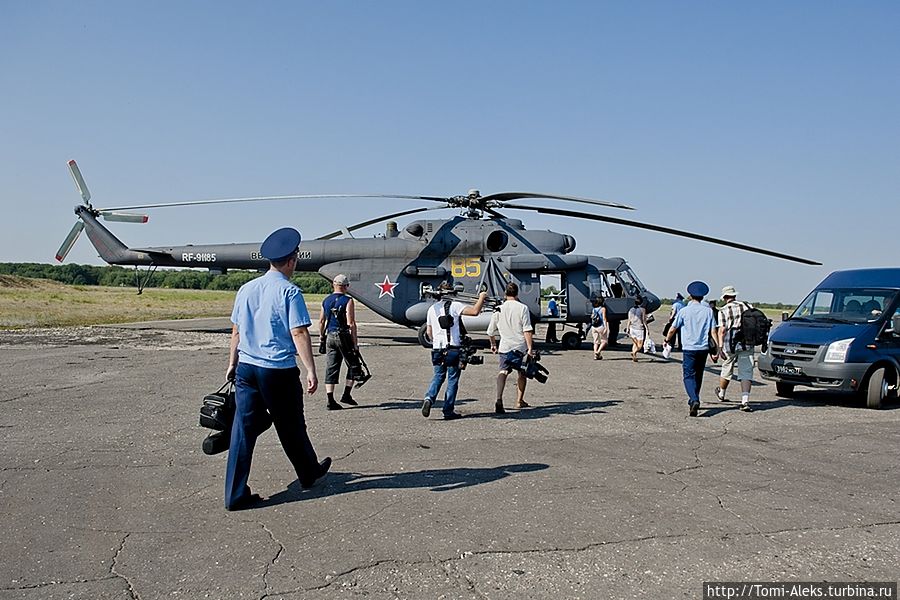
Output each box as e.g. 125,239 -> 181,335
318,274 -> 365,410
421,283 -> 487,421
487,282 -> 535,414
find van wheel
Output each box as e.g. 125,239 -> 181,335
561,332 -> 582,350
866,367 -> 890,409
775,382 -> 795,397
417,324 -> 432,348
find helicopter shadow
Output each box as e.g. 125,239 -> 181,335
254,462 -> 550,508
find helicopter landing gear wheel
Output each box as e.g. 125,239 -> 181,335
561,331 -> 582,350
417,323 -> 432,348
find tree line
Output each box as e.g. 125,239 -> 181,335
0,263 -> 333,293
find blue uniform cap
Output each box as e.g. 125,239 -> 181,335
260,227 -> 301,261
675,293 -> 684,300
686,281 -> 709,298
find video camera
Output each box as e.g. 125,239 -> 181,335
458,335 -> 483,370
421,283 -> 502,311
523,351 -> 549,384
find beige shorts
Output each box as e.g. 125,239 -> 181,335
591,326 -> 608,344
721,350 -> 754,381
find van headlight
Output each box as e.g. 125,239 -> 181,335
824,338 -> 854,363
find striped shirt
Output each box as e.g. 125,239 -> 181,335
718,300 -> 751,351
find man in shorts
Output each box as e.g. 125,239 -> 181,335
715,285 -> 755,412
487,282 -> 535,414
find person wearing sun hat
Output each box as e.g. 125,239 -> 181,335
664,280 -> 716,417
223,227 -> 330,510
714,285 -> 755,412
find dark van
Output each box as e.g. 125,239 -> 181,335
758,268 -> 900,408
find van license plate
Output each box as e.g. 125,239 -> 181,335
775,365 -> 802,375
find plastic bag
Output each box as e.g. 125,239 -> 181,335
643,337 -> 657,354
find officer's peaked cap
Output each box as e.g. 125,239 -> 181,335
686,280 -> 709,298
260,227 -> 301,261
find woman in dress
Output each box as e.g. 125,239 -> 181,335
627,296 -> 648,362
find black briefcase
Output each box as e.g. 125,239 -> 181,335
199,381 -> 235,431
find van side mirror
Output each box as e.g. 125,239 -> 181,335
781,312 -> 789,322
892,314 -> 900,334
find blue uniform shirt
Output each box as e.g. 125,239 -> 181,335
671,300 -> 715,351
231,271 -> 312,369
548,299 -> 559,317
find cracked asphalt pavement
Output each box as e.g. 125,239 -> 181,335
1,309 -> 898,599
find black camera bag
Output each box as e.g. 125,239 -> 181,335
199,381 -> 235,431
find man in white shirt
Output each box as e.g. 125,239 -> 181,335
487,282 -> 535,414
421,285 -> 487,420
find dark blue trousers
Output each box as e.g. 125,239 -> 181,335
681,349 -> 709,405
225,363 -> 320,509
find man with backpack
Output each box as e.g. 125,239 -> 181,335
714,285 -> 770,412
318,274 -> 360,410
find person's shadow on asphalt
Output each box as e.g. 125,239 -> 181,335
255,462 -> 550,508
374,399 -> 621,419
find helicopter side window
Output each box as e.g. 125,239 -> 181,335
586,269 -> 611,300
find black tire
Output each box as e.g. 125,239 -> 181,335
417,324 -> 432,348
866,367 -> 888,409
775,382 -> 795,397
561,331 -> 582,350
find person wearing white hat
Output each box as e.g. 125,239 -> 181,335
714,285 -> 755,412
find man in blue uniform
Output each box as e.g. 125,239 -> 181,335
224,227 -> 330,510
664,281 -> 716,417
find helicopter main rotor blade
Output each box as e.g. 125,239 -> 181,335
55,221 -> 85,262
100,211 -> 149,223
316,207 -> 436,240
67,160 -> 91,205
483,192 -> 634,211
98,193 -> 451,212
503,203 -> 821,266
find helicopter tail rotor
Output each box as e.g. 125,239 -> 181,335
57,160 -> 149,262
55,221 -> 85,262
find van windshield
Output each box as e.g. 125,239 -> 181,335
790,288 -> 896,324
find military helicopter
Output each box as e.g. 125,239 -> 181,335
56,160 -> 820,349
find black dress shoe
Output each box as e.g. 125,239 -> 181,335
340,395 -> 358,406
443,412 -> 464,420
301,457 -> 332,489
227,493 -> 262,511
327,400 -> 343,410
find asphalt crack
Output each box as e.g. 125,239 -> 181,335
259,523 -> 286,600
110,533 -> 140,599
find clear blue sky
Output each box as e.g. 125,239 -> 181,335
2,1 -> 898,302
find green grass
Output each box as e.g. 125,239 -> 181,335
0,276 -> 326,329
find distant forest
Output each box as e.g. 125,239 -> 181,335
0,263 -> 333,294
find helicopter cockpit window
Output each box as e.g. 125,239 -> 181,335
617,267 -> 645,297
486,230 -> 509,252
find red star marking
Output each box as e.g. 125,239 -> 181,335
375,275 -> 399,298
